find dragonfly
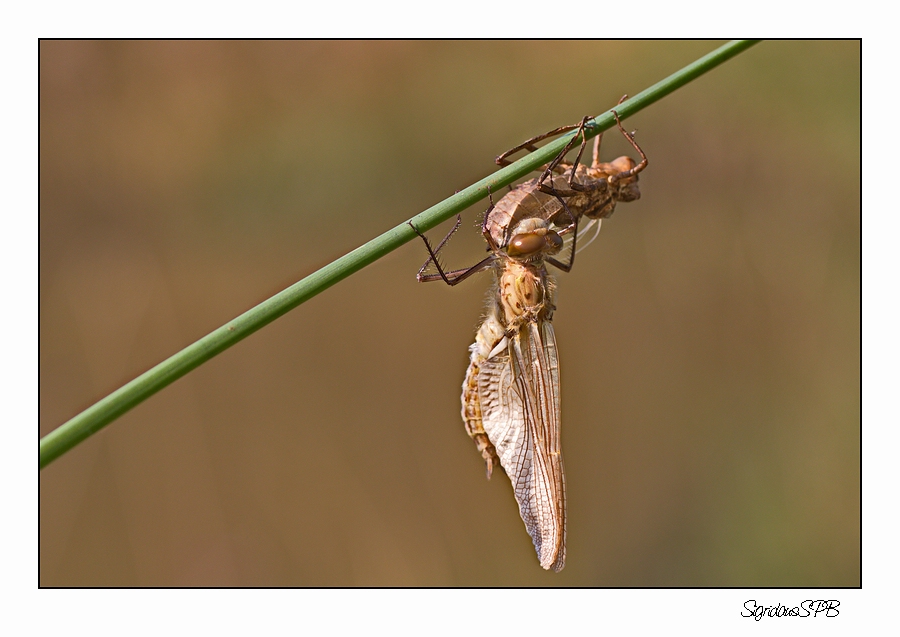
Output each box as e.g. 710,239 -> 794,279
410,109 -> 647,571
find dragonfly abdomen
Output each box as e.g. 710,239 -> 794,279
462,311 -> 505,478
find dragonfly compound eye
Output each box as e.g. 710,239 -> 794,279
508,230 -> 562,258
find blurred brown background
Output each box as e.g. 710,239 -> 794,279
39,40 -> 859,586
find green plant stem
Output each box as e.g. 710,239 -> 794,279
40,39 -> 760,469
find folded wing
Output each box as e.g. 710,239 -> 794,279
478,320 -> 566,572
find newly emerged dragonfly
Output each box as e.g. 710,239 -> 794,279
410,110 -> 647,571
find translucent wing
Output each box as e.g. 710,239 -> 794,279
478,320 -> 566,572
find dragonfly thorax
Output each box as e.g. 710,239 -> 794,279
497,259 -> 555,327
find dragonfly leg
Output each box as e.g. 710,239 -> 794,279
592,95 -> 627,167
412,213 -> 462,276
543,95 -> 636,197
591,132 -> 603,168
409,218 -> 494,286
545,193 -> 579,273
547,218 -> 578,272
536,116 -> 591,195
537,115 -> 613,198
480,185 -> 506,252
607,109 -> 648,185
495,122 -> 583,168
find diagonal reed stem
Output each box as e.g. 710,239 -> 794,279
40,40 -> 760,469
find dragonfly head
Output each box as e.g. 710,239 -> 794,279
505,218 -> 563,260
604,155 -> 642,202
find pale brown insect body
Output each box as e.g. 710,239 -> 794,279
461,217 -> 566,570
411,111 -> 647,571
